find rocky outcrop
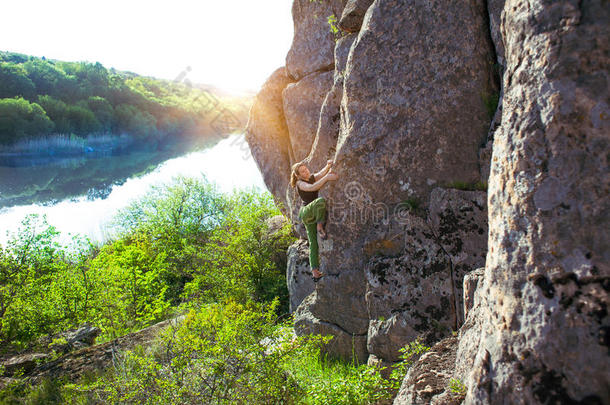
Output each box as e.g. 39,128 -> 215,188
394,336 -> 464,405
245,67 -> 294,215
455,0 -> 610,403
338,0 -> 375,32
25,317 -> 181,385
285,0 -> 345,80
286,239 -> 315,312
248,0 -> 608,401
249,0 -> 498,365
300,0 -> 496,364
283,71 -> 334,162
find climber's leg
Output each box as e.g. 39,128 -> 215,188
310,197 -> 327,239
300,203 -> 323,280
304,220 -> 319,270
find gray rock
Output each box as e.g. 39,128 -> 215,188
487,0 -> 505,70
287,239 -> 315,312
302,0 -> 497,360
365,214 -> 454,362
247,0 -> 498,362
394,336 -> 463,405
457,0 -> 610,403
365,189 -> 487,362
463,267 -> 484,320
1,353 -> 48,377
264,215 -> 289,238
334,33 -> 356,77
245,67 -> 294,216
285,0 -> 345,80
294,294 -> 368,364
306,34 -> 356,172
282,70 -> 334,162
428,188 -> 488,325
338,0 -> 374,33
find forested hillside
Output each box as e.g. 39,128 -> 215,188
0,51 -> 250,145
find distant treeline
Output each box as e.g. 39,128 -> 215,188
0,51 -> 250,145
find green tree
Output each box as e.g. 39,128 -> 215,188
0,97 -> 54,143
0,62 -> 36,99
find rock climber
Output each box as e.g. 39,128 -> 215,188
290,159 -> 339,282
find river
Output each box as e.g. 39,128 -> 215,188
0,133 -> 266,245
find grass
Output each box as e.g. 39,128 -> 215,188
444,181 -> 488,191
449,377 -> 467,395
482,91 -> 500,120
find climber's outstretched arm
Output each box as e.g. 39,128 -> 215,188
297,170 -> 338,192
313,159 -> 334,180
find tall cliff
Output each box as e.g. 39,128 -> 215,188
246,0 -> 609,403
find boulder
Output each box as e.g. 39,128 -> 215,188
457,0 -> 610,403
1,353 -> 48,377
282,70 -> 334,163
286,239 -> 315,312
338,0 -> 375,33
285,0 -> 345,80
394,336 -> 463,405
245,67 -> 294,215
298,0 -> 498,361
294,294 -> 368,364
306,33 -> 357,172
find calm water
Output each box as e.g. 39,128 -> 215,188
0,133 -> 265,245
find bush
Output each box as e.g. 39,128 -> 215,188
66,301 -> 307,404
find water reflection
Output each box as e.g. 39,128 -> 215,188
0,133 -> 266,245
0,135 -> 225,208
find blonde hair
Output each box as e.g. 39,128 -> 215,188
290,161 -> 306,188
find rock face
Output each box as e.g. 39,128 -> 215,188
366,189 -> 487,362
286,239 -> 315,312
299,0 -> 496,364
394,336 -> 464,405
285,0 -> 345,80
455,0 -> 610,403
247,0 -> 608,401
249,0 -> 497,365
283,70 -> 334,162
245,67 -> 294,215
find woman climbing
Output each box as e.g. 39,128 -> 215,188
290,159 -> 339,282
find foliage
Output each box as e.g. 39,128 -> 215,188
0,97 -> 54,143
182,189 -> 294,311
0,177 -> 294,350
449,377 -> 467,395
388,338 -> 430,390
65,301 -> 308,404
0,214 -> 90,347
0,51 -> 249,145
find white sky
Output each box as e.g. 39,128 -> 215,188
0,0 -> 294,94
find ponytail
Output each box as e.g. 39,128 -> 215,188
290,161 -> 305,188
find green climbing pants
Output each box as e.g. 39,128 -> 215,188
298,197 -> 327,270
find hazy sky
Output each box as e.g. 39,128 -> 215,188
1,0 -> 294,93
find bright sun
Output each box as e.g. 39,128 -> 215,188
0,0 -> 293,94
